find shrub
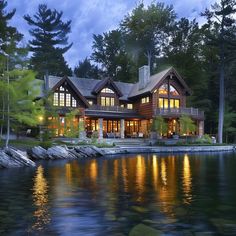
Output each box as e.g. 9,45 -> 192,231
91,131 -> 99,144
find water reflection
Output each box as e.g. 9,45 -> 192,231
32,165 -> 50,231
182,154 -> 192,204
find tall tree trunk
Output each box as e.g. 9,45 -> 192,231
5,56 -> 10,148
218,41 -> 225,144
0,94 -> 5,141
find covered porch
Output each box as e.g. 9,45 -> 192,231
85,117 -> 150,139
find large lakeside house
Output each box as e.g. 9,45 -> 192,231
40,66 -> 204,139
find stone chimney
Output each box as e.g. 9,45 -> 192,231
139,65 -> 150,90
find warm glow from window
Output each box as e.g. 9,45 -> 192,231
66,94 -> 71,107
141,96 -> 149,104
159,84 -> 168,95
101,87 -> 114,93
72,97 -> 76,107
59,93 -> 64,106
53,93 -> 58,106
159,84 -> 179,96
159,98 -> 180,108
127,104 -> 133,109
88,100 -> 93,105
101,96 -> 114,106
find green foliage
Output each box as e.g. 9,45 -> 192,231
91,30 -> 136,82
151,116 -> 168,136
64,109 -> 81,138
195,134 -> 212,144
24,4 -> 72,77
121,2 -> 176,72
91,131 -> 98,144
0,69 -> 44,126
179,115 -> 196,135
74,58 -> 101,79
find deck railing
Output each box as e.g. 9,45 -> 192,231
87,105 -> 135,113
154,107 -> 204,119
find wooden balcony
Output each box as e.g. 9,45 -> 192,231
154,107 -> 204,119
86,105 -> 135,113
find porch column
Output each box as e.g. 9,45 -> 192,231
98,118 -> 103,140
198,120 -> 204,136
120,119 -> 125,139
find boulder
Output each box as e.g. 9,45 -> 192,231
47,145 -> 70,159
1,147 -> 36,168
28,146 -> 47,160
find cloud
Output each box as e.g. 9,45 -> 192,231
7,0 -> 218,69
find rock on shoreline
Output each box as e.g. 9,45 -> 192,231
0,147 -> 36,168
28,145 -> 104,160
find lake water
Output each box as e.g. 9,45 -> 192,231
0,152 -> 236,235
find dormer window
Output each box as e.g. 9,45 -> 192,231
101,87 -> 114,94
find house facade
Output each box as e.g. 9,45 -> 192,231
43,66 -> 204,139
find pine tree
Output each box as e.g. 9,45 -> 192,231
202,0 -> 236,143
24,4 -> 72,78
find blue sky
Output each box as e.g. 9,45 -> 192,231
7,0 -> 217,69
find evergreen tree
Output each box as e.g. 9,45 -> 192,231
24,4 -> 72,78
91,30 -> 135,82
202,0 -> 236,143
120,3 -> 176,72
74,58 -> 101,79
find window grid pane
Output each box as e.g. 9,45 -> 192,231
59,93 -> 64,106
72,97 -> 76,107
53,93 -> 58,106
66,93 -> 71,107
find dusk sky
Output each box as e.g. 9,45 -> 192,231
7,0 -> 217,69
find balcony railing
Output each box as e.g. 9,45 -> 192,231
86,105 -> 135,113
154,107 -> 204,119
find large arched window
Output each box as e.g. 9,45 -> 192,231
158,83 -> 179,96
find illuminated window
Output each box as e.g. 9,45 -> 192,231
72,97 -> 76,107
88,100 -> 93,105
127,104 -> 133,109
101,96 -> 114,106
59,93 -> 64,106
59,86 -> 65,91
141,96 -> 149,104
53,93 -> 58,106
159,84 -> 168,95
170,85 -> 179,95
159,83 -> 179,96
174,99 -> 180,108
66,94 -> 71,107
101,87 -> 114,93
120,104 -> 124,108
101,97 -> 106,106
159,98 -> 180,108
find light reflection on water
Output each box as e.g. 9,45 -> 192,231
1,152 -> 236,235
31,165 -> 50,232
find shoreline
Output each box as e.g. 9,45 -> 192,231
99,145 -> 236,156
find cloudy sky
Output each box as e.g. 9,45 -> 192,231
7,0 -> 217,69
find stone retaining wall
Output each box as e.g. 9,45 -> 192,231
100,145 -> 236,156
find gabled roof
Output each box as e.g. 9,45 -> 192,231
92,77 -> 123,97
43,67 -> 191,102
51,76 -> 90,107
46,76 -> 133,101
128,67 -> 191,98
